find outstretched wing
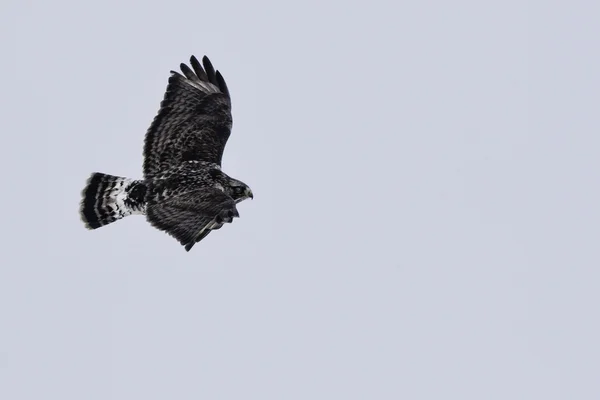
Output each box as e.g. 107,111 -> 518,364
143,55 -> 232,178
146,188 -> 239,251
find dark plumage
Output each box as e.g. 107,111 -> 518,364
80,55 -> 253,251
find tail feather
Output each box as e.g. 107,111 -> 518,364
80,173 -> 147,229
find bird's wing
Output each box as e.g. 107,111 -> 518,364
143,55 -> 232,179
146,188 -> 239,251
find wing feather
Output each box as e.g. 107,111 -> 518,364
215,71 -> 230,98
190,56 -> 208,81
146,188 -> 239,251
202,56 -> 217,85
179,63 -> 198,82
143,55 -> 233,178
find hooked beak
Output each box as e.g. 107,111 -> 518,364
246,188 -> 254,200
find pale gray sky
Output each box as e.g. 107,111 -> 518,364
2,0 -> 599,399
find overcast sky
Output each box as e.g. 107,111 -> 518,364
2,0 -> 599,399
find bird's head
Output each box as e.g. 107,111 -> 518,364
227,178 -> 253,203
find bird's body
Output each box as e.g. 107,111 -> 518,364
80,55 -> 253,251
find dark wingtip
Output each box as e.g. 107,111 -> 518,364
180,63 -> 197,81
189,55 -> 208,81
215,70 -> 230,98
202,56 -> 217,84
175,54 -> 229,97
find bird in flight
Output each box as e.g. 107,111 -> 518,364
80,55 -> 253,251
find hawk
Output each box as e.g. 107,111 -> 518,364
80,55 -> 253,251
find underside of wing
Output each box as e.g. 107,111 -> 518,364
146,188 -> 239,251
147,205 -> 217,250
143,55 -> 233,178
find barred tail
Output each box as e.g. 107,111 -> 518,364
80,173 -> 147,229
